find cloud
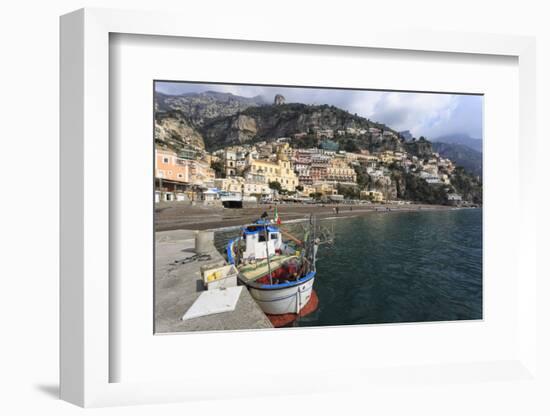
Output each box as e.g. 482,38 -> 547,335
155,82 -> 483,140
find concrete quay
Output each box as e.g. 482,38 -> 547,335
154,229 -> 273,333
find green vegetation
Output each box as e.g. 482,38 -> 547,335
353,165 -> 370,189
211,160 -> 226,178
402,173 -> 449,204
451,167 -> 483,204
336,183 -> 360,199
292,134 -> 318,149
389,166 -> 447,204
343,139 -> 359,153
268,181 -> 282,193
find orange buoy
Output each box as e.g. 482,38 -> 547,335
266,290 -> 319,328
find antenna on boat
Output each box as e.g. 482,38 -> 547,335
262,220 -> 273,285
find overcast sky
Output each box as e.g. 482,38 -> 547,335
156,82 -> 483,140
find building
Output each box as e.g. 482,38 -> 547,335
190,159 -> 215,187
274,142 -> 293,160
419,171 -> 441,185
447,193 -> 463,205
155,147 -> 215,202
245,151 -> 299,192
360,189 -> 384,202
298,185 -> 317,198
292,150 -> 313,185
313,182 -> 338,196
243,169 -> 271,197
223,148 -> 237,176
213,177 -> 244,194
222,147 -> 249,177
379,151 -> 400,165
155,148 -> 190,202
310,153 -> 331,183
315,129 -> 334,139
326,158 -> 357,184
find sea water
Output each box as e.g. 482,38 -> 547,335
215,208 -> 482,327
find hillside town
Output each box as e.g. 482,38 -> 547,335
155,129 -> 465,206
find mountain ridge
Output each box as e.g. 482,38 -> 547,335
435,133 -> 482,153
432,141 -> 482,177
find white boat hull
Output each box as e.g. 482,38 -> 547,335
247,276 -> 315,315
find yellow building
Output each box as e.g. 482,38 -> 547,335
379,151 -> 399,164
299,185 -> 317,197
246,151 -> 298,191
213,177 -> 244,193
274,142 -> 294,159
326,158 -> 357,183
360,190 -> 385,202
313,182 -> 337,196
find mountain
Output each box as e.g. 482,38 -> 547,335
155,91 -> 266,126
431,141 -> 482,177
399,130 -> 413,141
154,90 -> 439,162
155,111 -> 205,151
435,133 -> 482,153
154,90 -> 268,152
200,103 -> 406,152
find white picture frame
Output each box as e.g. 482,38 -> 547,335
60,8 -> 538,407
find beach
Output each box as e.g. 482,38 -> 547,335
155,201 -> 457,232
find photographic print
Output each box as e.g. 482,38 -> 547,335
154,81 -> 483,333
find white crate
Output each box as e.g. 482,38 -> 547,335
202,264 -> 238,290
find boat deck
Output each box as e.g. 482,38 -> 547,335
238,255 -> 299,283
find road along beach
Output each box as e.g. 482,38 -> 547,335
155,201 -> 457,232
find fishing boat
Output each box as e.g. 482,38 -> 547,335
226,215 -> 323,315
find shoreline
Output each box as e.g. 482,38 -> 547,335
156,202 -> 478,232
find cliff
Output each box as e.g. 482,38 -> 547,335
200,103 -> 399,151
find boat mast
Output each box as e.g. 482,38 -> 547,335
312,215 -> 317,272
262,224 -> 273,285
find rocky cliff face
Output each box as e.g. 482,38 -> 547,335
371,175 -> 398,201
154,112 -> 205,151
154,90 -> 267,153
201,103 -> 398,151
155,91 -> 265,126
208,114 -> 259,145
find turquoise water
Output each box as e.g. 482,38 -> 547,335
216,208 -> 482,327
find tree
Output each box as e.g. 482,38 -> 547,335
337,183 -> 360,199
353,165 -> 369,189
268,181 -> 282,193
295,185 -> 304,192
211,160 -> 226,178
343,139 -> 359,153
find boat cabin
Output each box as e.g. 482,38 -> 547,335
242,221 -> 282,261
